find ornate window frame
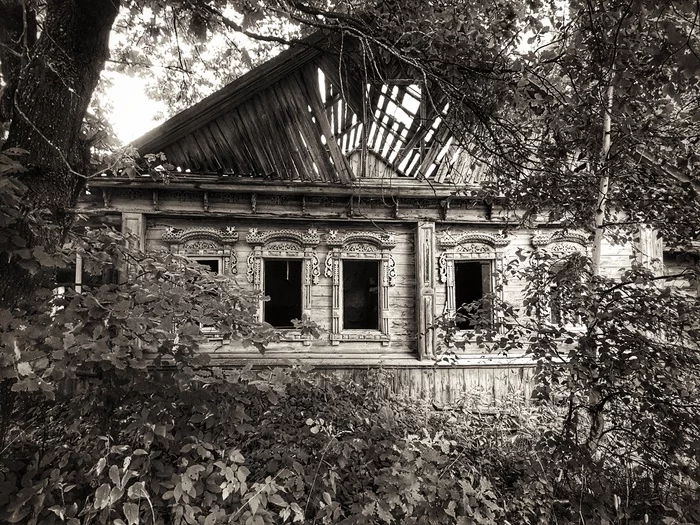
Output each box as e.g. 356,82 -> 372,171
324,231 -> 396,346
531,231 -> 589,256
437,232 -> 510,328
531,230 -> 589,327
245,228 -> 321,344
162,226 -> 239,274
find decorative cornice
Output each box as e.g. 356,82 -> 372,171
532,231 -> 589,248
437,231 -> 509,249
326,230 -> 396,249
246,228 -> 320,247
162,226 -> 239,244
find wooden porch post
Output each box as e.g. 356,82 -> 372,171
121,213 -> 146,278
415,221 -> 437,359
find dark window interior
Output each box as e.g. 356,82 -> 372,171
55,267 -> 77,288
55,266 -> 118,289
343,260 -> 379,330
264,259 -> 302,328
549,262 -> 565,324
454,261 -> 491,329
193,259 -> 220,273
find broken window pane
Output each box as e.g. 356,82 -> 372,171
454,261 -> 492,329
264,259 -> 302,328
343,260 -> 379,330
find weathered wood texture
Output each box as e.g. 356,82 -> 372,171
121,209 -> 642,361
133,40 -> 488,185
78,184 -> 495,223
319,365 -> 534,405
114,203 -> 643,404
147,219 -> 417,355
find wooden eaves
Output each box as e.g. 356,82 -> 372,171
132,31 -> 332,156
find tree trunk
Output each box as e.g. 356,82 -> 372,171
0,0 -> 120,308
0,0 -> 37,126
590,83 -> 614,277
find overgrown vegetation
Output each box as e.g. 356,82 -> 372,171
434,246 -> 700,524
2,0 -> 700,523
0,215 -> 696,524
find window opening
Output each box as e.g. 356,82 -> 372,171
264,259 -> 302,328
342,260 -> 380,330
454,261 -> 491,329
192,258 -> 220,274
549,261 -> 565,325
548,259 -> 585,326
54,261 -> 118,293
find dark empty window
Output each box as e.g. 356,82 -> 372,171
548,261 -> 583,325
549,261 -> 565,324
343,260 -> 379,330
54,264 -> 118,292
193,258 -> 220,274
454,261 -> 492,329
264,259 -> 302,328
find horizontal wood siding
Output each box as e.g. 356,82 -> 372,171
147,219 -> 417,355
118,206 -> 639,404
321,365 -> 534,405
600,235 -> 635,278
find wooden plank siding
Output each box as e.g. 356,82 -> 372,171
89,33 -> 673,406
160,72 -> 352,183
97,195 -> 649,404
132,33 -> 490,185
146,219 -> 417,355
133,32 -> 331,154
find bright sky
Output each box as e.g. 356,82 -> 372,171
101,5 -> 296,146
103,71 -> 166,144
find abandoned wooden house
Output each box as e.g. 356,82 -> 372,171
76,34 -> 670,403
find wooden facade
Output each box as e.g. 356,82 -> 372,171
76,34 -> 663,404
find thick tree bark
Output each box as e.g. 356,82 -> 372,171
0,0 -> 120,308
0,0 -> 37,126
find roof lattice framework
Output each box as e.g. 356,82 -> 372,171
132,32 -> 490,186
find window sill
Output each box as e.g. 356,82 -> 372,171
276,329 -> 314,346
331,330 -> 390,346
200,328 -> 224,341
201,328 -> 314,346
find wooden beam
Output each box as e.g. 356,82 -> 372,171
282,72 -> 337,182
316,54 -> 365,117
270,78 -> 323,181
133,32 -> 332,154
300,66 -> 355,184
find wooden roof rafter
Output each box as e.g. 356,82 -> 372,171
300,66 -> 355,184
130,31 -> 487,186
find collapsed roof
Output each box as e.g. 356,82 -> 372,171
132,32 -> 488,186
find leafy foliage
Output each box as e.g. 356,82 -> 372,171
1,1 -> 700,524
432,246 -> 700,523
0,343 -> 566,525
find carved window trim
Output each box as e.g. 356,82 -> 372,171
531,231 -> 589,329
162,227 -> 239,275
531,231 -> 590,256
323,231 -> 397,346
437,232 -> 509,330
245,229 -> 321,345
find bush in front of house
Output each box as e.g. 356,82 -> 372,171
2,230 -> 700,525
